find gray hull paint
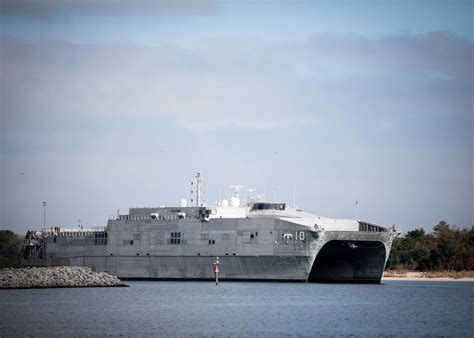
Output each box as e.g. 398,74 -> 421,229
69,255 -> 313,281
45,232 -> 394,282
28,209 -> 397,282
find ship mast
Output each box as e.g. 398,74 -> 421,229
193,172 -> 203,207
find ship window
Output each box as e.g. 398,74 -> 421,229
250,234 -> 254,239
208,240 -> 215,245
94,232 -> 108,245
170,232 -> 181,245
251,203 -> 286,211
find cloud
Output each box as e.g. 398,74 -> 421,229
0,0 -> 216,19
2,32 -> 471,136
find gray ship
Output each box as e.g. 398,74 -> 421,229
21,173 -> 398,283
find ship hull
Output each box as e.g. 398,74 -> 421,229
28,233 -> 394,283
308,240 -> 387,283
68,255 -> 313,281
21,209 -> 397,283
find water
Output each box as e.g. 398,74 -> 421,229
1,281 -> 473,336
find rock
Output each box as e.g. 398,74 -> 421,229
0,266 -> 128,289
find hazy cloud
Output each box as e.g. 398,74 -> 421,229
0,0 -> 216,19
2,32 -> 471,132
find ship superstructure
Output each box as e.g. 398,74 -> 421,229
21,173 -> 398,283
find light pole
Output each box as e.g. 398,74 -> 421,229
42,201 -> 47,231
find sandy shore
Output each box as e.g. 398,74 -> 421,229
0,266 -> 128,289
383,271 -> 474,282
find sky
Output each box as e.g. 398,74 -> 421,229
1,0 -> 473,234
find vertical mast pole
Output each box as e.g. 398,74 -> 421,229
195,172 -> 202,207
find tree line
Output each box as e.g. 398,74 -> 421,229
386,221 -> 474,271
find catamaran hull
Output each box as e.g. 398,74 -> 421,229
21,204 -> 397,283
25,233 -> 394,283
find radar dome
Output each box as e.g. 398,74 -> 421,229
230,196 -> 240,207
179,199 -> 187,207
222,199 -> 229,207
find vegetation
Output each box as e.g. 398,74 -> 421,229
0,230 -> 23,259
0,230 -> 24,268
386,221 -> 474,271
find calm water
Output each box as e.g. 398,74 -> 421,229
0,281 -> 473,336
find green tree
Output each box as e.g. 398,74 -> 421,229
0,230 -> 23,260
386,222 -> 474,271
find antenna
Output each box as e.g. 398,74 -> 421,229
245,188 -> 256,203
191,172 -> 204,207
229,185 -> 244,207
229,185 -> 244,198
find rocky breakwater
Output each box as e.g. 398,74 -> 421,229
0,266 -> 128,289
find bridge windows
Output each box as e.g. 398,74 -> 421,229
358,222 -> 385,232
250,203 -> 286,211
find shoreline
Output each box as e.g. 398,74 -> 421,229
382,271 -> 474,282
383,277 -> 474,282
0,266 -> 128,289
